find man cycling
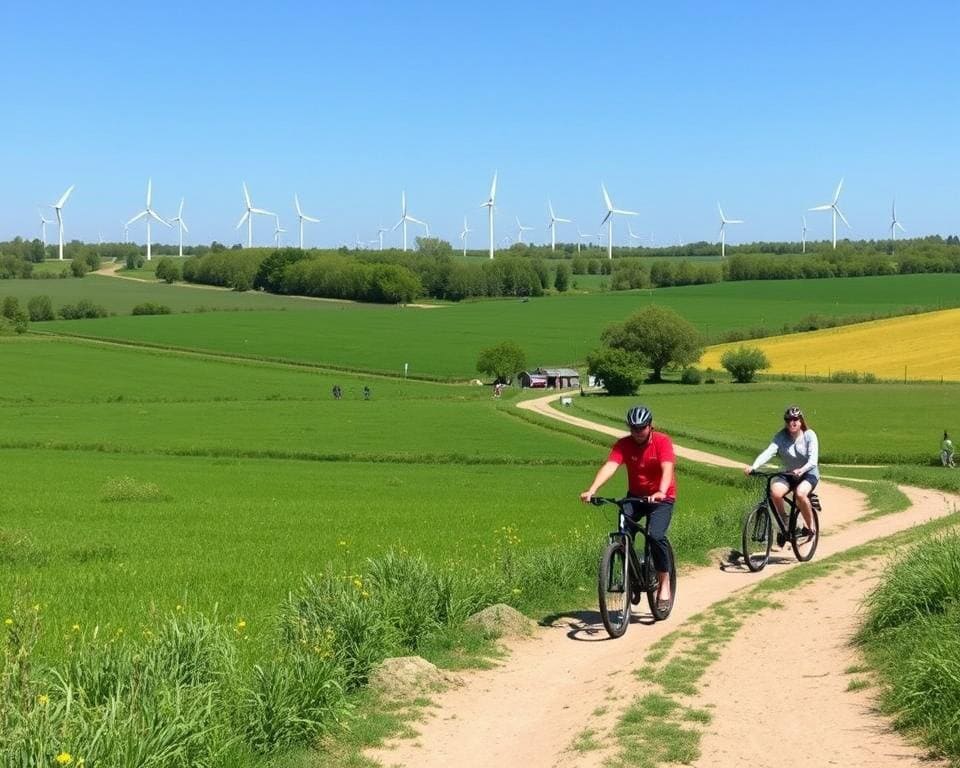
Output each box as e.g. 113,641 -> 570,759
581,405 -> 675,612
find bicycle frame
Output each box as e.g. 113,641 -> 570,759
602,498 -> 659,593
756,472 -> 820,535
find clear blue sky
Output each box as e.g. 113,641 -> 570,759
2,1 -> 958,249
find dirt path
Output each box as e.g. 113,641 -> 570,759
366,394 -> 957,768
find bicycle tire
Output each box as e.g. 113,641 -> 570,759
789,505 -> 820,562
647,539 -> 677,621
741,502 -> 772,572
598,539 -> 631,638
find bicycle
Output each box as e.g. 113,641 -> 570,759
590,496 -> 677,638
741,471 -> 821,572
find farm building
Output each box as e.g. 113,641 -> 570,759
517,367 -> 580,389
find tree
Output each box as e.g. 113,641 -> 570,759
27,295 -> 54,321
476,341 -> 526,384
720,346 -> 770,383
554,262 -> 570,292
585,347 -> 644,395
601,305 -> 703,382
154,257 -> 182,284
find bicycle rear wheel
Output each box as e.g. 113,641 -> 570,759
598,540 -> 631,637
790,505 -> 820,562
741,502 -> 772,572
647,540 -> 677,621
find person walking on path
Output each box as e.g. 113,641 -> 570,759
942,431 -> 955,467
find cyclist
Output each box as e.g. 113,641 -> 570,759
580,405 -> 675,611
942,431 -> 955,468
744,406 -> 819,545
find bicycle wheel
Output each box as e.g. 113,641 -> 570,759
647,540 -> 677,621
598,539 -> 631,638
789,505 -> 820,562
741,502 -> 772,572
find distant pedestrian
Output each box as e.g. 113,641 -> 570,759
332,384 -> 342,400
941,431 -> 955,468
363,385 -> 371,400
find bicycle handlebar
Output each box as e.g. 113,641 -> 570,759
589,495 -> 652,507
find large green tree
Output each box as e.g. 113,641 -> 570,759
601,305 -> 703,382
476,341 -> 526,384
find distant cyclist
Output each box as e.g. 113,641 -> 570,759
942,431 -> 955,468
744,406 -> 819,543
580,405 -> 676,611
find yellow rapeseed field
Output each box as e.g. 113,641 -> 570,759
700,308 -> 960,381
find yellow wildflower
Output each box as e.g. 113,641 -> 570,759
235,619 -> 247,632
37,694 -> 49,706
55,753 -> 73,765
338,540 -> 347,546
175,604 -> 184,612
32,603 -> 41,612
3,618 -> 12,626
71,624 -> 80,633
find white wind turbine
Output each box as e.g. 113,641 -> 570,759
801,216 -> 808,253
122,221 -> 129,244
547,201 -> 571,251
294,194 -> 320,249
376,225 -> 388,251
38,209 -> 52,248
459,217 -> 471,257
809,178 -> 849,250
392,191 -> 426,251
236,182 -> 275,248
600,183 -> 637,259
890,200 -> 906,241
170,198 -> 189,257
717,203 -> 743,259
480,171 -> 497,259
274,215 -> 286,248
50,184 -> 75,261
627,223 -> 644,245
126,179 -> 171,261
576,226 -> 593,255
515,216 -> 534,243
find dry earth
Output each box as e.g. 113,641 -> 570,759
365,393 -> 957,768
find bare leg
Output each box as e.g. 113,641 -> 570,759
657,570 -> 670,602
795,480 -> 816,530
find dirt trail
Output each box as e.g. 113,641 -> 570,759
366,394 -> 958,768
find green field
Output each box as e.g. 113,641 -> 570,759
29,272 -> 960,379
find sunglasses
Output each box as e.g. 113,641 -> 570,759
785,417 -> 802,423
629,424 -> 651,431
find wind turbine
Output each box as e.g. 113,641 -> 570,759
480,171 -> 497,259
547,201 -> 571,251
170,198 -> 189,258
890,200 -> 906,241
809,178 -> 849,249
126,179 -> 171,261
38,209 -> 52,248
236,182 -> 275,248
274,215 -> 286,248
294,194 -> 320,249
717,203 -> 743,259
515,216 -> 534,244
600,183 -> 637,259
392,191 -> 426,251
459,217 -> 471,257
50,184 -> 75,261
376,225 -> 388,251
801,216 -> 808,253
122,221 -> 129,244
627,223 -> 644,245
576,226 -> 593,255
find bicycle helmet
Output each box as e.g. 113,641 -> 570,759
626,405 -> 653,428
784,406 -> 803,421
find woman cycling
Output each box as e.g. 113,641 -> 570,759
744,406 -> 819,543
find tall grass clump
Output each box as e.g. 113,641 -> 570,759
856,532 -> 960,759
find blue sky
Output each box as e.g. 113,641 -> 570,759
2,1 -> 958,249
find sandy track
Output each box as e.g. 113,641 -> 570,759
366,394 -> 957,768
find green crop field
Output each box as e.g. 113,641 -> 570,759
29,272 -> 960,379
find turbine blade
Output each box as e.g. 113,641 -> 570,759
295,194 -> 303,216
612,208 -> 637,216
835,207 -> 850,228
181,220 -> 189,233
601,183 -> 613,211
833,177 -> 844,203
146,178 -> 153,207
236,211 -> 250,228
243,182 -> 251,209
178,197 -> 184,217
728,218 -> 744,224
303,215 -> 320,223
56,184 -> 75,208
127,210 -> 148,225
600,211 -> 612,227
557,216 -> 571,223
718,202 -> 725,220
809,204 -> 832,211
490,171 -> 497,201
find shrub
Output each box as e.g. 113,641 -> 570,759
126,252 -> 145,269
553,262 -> 570,292
70,258 -> 89,277
154,257 -> 181,284
585,347 -> 644,395
132,302 -> 172,316
26,295 -> 54,321
720,345 -> 770,383
680,365 -> 702,385
58,300 -> 109,319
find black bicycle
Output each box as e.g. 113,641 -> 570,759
591,496 -> 677,637
741,471 -> 821,572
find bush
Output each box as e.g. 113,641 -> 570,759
126,252 -> 145,270
58,299 -> 109,320
132,302 -> 172,316
154,257 -> 181,284
26,295 -> 54,321
680,365 -> 702,385
1,296 -> 20,320
70,258 -> 89,277
720,345 -> 770,383
554,262 -> 570,292
585,347 -> 644,395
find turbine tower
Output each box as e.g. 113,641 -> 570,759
515,216 -> 534,244
547,201 -> 570,251
717,202 -> 743,259
50,184 -> 75,261
376,225 -> 388,251
274,215 -> 286,248
459,217 -> 471,257
294,194 -> 320,249
170,198 -> 189,258
236,182 -> 275,248
576,226 -> 593,255
801,216 -> 807,253
392,191 -> 426,251
126,179 -> 171,261
122,221 -> 129,244
890,200 -> 906,241
38,209 -> 52,248
809,178 -> 849,249
481,171 -> 497,259
599,183 -> 637,260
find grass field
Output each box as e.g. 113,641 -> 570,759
700,307 -> 960,381
28,272 -> 960,379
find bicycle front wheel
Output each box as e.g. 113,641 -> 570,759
790,506 -> 820,562
741,502 -> 772,572
598,540 -> 631,638
647,540 -> 677,621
